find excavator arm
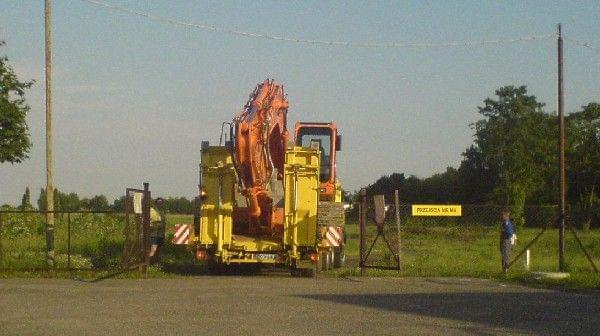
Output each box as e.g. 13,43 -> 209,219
232,79 -> 289,224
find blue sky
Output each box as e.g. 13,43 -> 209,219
1,1 -> 599,205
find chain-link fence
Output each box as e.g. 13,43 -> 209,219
0,210 -> 127,271
349,194 -> 599,275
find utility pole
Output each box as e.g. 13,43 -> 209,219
45,0 -> 55,268
359,189 -> 366,276
557,24 -> 566,272
394,190 -> 402,271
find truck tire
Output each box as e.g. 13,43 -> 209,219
333,246 -> 345,268
291,266 -> 316,278
328,249 -> 335,270
302,267 -> 316,278
291,267 -> 302,277
207,260 -> 227,275
316,254 -> 323,273
321,251 -> 331,271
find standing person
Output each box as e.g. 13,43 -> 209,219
500,209 -> 516,273
149,197 -> 167,263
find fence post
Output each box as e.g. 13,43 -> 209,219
142,182 -> 150,276
394,190 -> 402,271
0,211 -> 3,269
359,188 -> 367,276
67,212 -> 71,271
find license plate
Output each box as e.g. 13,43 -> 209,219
255,253 -> 277,260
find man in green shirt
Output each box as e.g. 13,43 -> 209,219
149,197 -> 166,263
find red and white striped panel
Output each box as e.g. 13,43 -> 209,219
171,224 -> 190,245
324,226 -> 344,247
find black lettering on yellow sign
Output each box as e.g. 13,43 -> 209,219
412,205 -> 462,217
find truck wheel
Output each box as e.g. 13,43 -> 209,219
208,260 -> 226,275
333,246 -> 345,268
291,267 -> 302,277
302,266 -> 316,278
291,266 -> 316,278
328,249 -> 335,270
321,251 -> 331,271
316,254 -> 323,273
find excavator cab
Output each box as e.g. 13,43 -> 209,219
294,122 -> 341,201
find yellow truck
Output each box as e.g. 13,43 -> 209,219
186,80 -> 345,276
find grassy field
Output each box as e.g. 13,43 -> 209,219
1,213 -> 599,289
0,212 -> 126,270
340,221 -> 600,290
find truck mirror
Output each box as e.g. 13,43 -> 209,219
336,135 -> 342,151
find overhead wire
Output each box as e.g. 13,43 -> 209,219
564,37 -> 599,51
80,0 -> 555,49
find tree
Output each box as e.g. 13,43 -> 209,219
60,192 -> 81,212
164,197 -> 194,214
471,86 -> 556,225
567,102 -> 600,230
457,145 -> 499,204
364,170 -> 462,204
20,186 -> 32,210
37,188 -> 81,212
37,188 -> 47,211
0,41 -> 34,163
84,195 -> 110,211
367,173 -> 406,198
112,196 -> 126,212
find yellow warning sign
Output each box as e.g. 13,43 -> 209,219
412,205 -> 462,216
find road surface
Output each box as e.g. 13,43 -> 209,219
1,276 -> 597,335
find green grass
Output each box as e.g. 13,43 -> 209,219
0,213 -> 203,280
0,213 -> 195,271
2,213 -> 599,290
336,221 -> 600,289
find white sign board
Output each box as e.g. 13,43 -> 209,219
373,195 -> 386,225
132,192 -> 143,214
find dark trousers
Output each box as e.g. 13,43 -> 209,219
500,238 -> 512,271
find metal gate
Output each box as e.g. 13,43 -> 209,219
358,189 -> 401,275
122,183 -> 151,273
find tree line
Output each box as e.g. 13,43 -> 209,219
8,186 -> 197,214
359,86 -> 599,229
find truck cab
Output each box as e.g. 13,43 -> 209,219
294,122 -> 342,202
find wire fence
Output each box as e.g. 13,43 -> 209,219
1,205 -> 597,275
351,198 -> 599,275
0,210 -> 127,271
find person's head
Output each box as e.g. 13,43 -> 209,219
501,209 -> 510,221
155,197 -> 165,208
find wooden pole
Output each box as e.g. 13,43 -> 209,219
359,188 -> 366,276
142,182 -> 150,275
45,0 -> 55,268
394,190 -> 402,271
557,24 -> 566,272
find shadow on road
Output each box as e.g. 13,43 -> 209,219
72,269 -> 130,283
295,291 -> 600,334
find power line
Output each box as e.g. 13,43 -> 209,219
80,0 -> 554,49
565,37 -> 599,51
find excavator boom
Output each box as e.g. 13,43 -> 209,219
233,79 -> 289,223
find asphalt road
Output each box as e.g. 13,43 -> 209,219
1,276 -> 598,335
